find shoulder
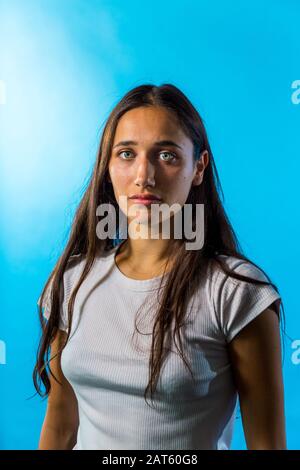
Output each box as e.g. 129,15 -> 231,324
64,253 -> 86,277
38,254 -> 85,306
38,245 -> 118,306
211,254 -> 270,287
63,247 -> 117,284
208,255 -> 281,343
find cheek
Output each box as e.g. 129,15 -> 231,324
109,165 -> 130,190
166,174 -> 194,205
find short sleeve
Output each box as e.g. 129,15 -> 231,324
37,276 -> 69,332
214,258 -> 282,343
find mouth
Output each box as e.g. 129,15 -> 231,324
129,198 -> 162,206
129,193 -> 162,205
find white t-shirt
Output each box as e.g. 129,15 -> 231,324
38,243 -> 281,450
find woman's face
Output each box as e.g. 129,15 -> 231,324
108,105 -> 209,228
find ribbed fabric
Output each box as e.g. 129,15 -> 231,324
39,243 -> 281,450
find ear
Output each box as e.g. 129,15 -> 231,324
192,150 -> 209,186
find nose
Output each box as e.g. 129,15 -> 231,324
134,156 -> 156,187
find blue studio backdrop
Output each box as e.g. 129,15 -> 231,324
0,0 -> 299,449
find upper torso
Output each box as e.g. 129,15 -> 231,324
45,243 -> 281,450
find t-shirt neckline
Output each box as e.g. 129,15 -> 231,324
106,241 -> 170,292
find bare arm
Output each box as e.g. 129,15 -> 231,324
38,329 -> 79,450
228,304 -> 287,449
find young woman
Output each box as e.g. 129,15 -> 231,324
34,83 -> 287,450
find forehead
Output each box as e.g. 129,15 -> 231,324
113,106 -> 192,147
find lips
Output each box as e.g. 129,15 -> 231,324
129,194 -> 161,201
129,199 -> 161,207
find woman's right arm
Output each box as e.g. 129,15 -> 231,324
38,329 -> 79,450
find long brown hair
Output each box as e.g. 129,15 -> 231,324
33,83 -> 287,408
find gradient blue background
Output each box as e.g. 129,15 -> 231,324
0,0 -> 299,450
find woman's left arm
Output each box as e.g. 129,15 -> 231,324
227,303 -> 287,449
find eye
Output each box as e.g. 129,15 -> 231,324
159,151 -> 177,162
118,150 -> 133,159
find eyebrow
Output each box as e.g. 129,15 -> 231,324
112,140 -> 183,150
